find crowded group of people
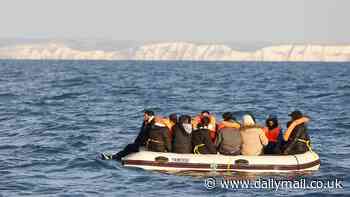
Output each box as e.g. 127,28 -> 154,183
101,110 -> 311,161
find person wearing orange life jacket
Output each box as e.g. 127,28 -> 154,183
192,111 -> 217,142
143,113 -> 173,153
215,112 -> 242,155
262,115 -> 283,154
282,110 -> 311,155
155,113 -> 177,139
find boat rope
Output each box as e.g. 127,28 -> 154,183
226,161 -> 231,175
147,139 -> 164,144
297,139 -> 313,152
146,138 -> 164,150
193,144 -> 205,154
292,154 -> 300,171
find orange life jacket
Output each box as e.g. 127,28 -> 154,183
283,117 -> 310,141
154,116 -> 175,139
218,121 -> 240,130
192,115 -> 216,132
161,118 -> 175,130
263,127 -> 281,142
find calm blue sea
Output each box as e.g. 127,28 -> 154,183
0,60 -> 349,196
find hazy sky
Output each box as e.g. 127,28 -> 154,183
1,0 -> 349,44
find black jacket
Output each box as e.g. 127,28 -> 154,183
191,128 -> 217,154
133,120 -> 154,147
113,120 -> 154,160
147,125 -> 171,152
282,123 -> 310,155
216,127 -> 242,155
172,123 -> 192,153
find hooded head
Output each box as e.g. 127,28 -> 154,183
289,110 -> 303,120
266,114 -> 278,129
242,114 -> 256,127
169,113 -> 178,124
222,112 -> 235,121
179,115 -> 191,124
201,111 -> 210,117
179,115 -> 192,134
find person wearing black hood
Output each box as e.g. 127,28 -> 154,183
191,116 -> 217,154
172,115 -> 193,153
101,110 -> 156,160
263,115 -> 283,154
282,110 -> 311,155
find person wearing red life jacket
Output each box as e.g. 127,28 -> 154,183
263,115 -> 283,154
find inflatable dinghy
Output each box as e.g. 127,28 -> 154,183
122,151 -> 320,173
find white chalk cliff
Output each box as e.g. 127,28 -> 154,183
1,42 -> 350,61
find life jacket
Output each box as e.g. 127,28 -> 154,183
218,121 -> 240,130
154,116 -> 175,138
283,117 -> 310,141
191,116 -> 201,129
192,115 -> 216,131
154,116 -> 166,127
263,127 -> 281,142
192,115 -> 217,141
161,118 -> 176,139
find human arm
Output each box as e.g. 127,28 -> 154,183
133,122 -> 148,147
205,131 -> 217,154
163,127 -> 172,152
215,130 -> 223,148
259,129 -> 269,146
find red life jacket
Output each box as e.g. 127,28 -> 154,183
263,127 -> 281,142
